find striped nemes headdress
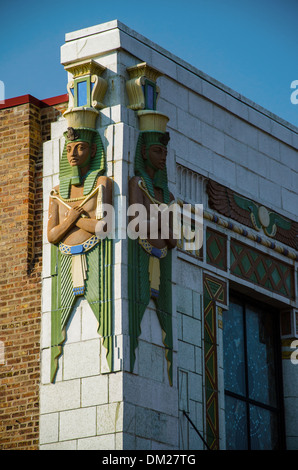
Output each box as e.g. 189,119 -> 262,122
134,130 -> 171,204
59,127 -> 106,199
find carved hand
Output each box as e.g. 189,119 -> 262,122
65,205 -> 85,226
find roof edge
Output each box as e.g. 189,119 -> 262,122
0,93 -> 68,110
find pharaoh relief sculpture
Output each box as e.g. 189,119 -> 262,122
47,60 -> 113,382
126,64 -> 176,385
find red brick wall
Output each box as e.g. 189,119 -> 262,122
0,98 -> 67,449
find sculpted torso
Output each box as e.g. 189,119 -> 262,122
47,137 -> 112,246
48,176 -> 112,246
129,139 -> 176,251
129,175 -> 176,250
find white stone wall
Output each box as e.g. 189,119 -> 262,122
41,20 -> 298,450
40,48 -> 130,448
60,19 -> 298,224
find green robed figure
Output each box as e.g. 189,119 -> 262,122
47,126 -> 113,382
128,127 -> 176,385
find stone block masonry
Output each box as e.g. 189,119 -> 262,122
2,19 -> 298,451
0,95 -> 68,450
41,20 -> 298,451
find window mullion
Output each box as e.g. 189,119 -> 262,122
243,302 -> 251,450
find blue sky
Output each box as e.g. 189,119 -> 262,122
1,0 -> 298,127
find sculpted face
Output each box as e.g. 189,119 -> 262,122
146,144 -> 167,171
66,141 -> 94,168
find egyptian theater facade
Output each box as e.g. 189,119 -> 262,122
1,20 -> 298,450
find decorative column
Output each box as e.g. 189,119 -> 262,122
203,273 -> 228,450
126,62 -> 162,111
40,57 -> 120,449
122,61 -> 179,448
64,59 -> 107,112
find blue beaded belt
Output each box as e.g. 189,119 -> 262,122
138,238 -> 168,259
58,235 -> 100,297
58,235 -> 100,255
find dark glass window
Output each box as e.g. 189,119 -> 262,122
223,296 -> 285,450
142,79 -> 156,110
